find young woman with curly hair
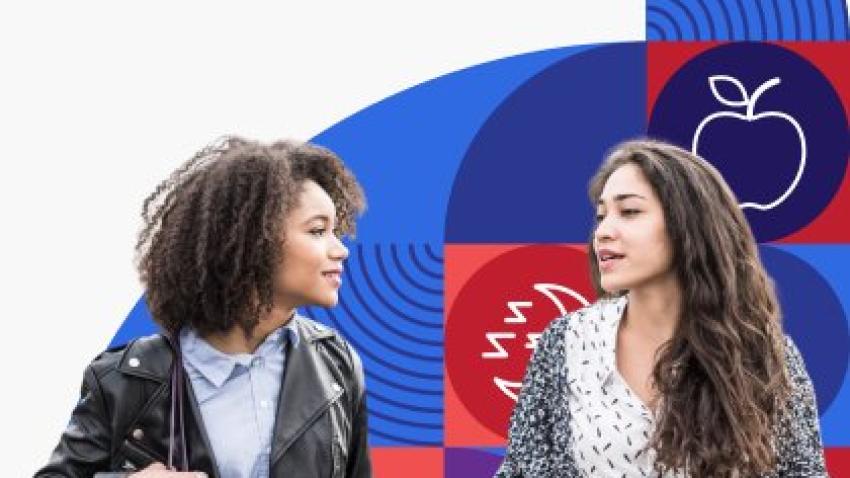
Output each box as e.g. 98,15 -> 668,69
496,139 -> 826,477
37,137 -> 371,478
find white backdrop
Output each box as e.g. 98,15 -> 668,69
0,2 -> 641,474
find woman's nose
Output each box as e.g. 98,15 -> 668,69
331,235 -> 349,260
594,216 -> 615,243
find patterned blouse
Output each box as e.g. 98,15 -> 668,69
495,297 -> 828,477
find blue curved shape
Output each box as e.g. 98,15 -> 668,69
694,0 -> 719,38
109,297 -> 159,348
732,0 -> 751,39
315,306 -> 442,380
742,0 -> 768,39
771,245 -> 850,446
670,0 -> 708,39
835,0 -> 850,39
789,0 -> 802,39
365,373 -> 442,412
352,246 -> 442,329
367,427 -> 441,447
653,1 -> 699,38
761,246 -> 849,420
808,0 -> 830,38
708,0 -> 735,38
772,0 -> 788,39
352,263 -> 442,329
445,43 -> 646,243
648,23 -> 669,41
358,250 -> 443,332
367,391 -> 443,414
818,0 -> 836,39
647,6 -> 684,40
368,409 -> 442,430
372,247 -> 443,313
366,371 -> 443,396
309,46 -> 590,243
423,243 -> 444,264
339,273 -> 443,352
387,246 -> 443,296
801,0 -> 816,39
405,245 -> 443,280
759,0 -> 780,39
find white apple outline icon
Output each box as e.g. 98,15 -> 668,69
493,283 -> 590,402
691,75 -> 807,211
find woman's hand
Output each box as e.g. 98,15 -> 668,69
130,462 -> 208,477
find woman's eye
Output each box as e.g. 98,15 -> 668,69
309,228 -> 326,237
594,214 -> 605,223
622,209 -> 641,216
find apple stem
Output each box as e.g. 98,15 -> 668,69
747,78 -> 781,118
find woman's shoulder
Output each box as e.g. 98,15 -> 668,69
544,296 -> 624,342
534,297 -> 623,361
293,315 -> 365,376
86,333 -> 172,382
293,315 -> 351,349
780,334 -> 816,388
781,334 -> 805,365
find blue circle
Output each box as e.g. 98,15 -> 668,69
649,42 -> 848,241
761,245 -> 849,415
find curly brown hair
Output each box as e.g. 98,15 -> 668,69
136,136 -> 365,336
587,139 -> 791,476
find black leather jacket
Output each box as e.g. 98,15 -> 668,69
36,317 -> 372,478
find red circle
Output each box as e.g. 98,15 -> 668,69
446,245 -> 595,438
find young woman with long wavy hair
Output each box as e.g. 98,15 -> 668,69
496,139 -> 826,477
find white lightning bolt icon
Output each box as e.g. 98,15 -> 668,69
504,301 -> 532,324
481,332 -> 515,359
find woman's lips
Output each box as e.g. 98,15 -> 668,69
322,270 -> 342,286
598,252 -> 624,273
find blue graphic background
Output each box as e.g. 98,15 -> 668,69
108,26 -> 850,475
647,0 -> 850,41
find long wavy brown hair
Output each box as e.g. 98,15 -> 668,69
136,136 -> 365,336
587,139 -> 790,476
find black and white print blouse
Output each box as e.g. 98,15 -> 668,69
494,296 -> 828,478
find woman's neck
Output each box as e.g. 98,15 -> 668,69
203,305 -> 295,355
622,275 -> 682,345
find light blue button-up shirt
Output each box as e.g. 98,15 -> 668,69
180,321 -> 299,478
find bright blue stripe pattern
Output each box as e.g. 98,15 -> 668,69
647,0 -> 850,40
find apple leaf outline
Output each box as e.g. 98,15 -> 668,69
709,75 -> 749,108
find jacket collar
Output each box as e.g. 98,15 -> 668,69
566,295 -> 628,392
113,316 -> 343,469
270,315 -> 343,466
180,321 -> 299,389
116,333 -> 173,382
115,318 -> 306,383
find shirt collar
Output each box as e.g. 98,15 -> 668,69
593,295 -> 629,388
180,318 -> 300,388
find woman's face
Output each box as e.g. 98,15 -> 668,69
593,163 -> 675,294
275,180 -> 349,309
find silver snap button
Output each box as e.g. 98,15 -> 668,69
132,428 -> 144,440
128,357 -> 140,368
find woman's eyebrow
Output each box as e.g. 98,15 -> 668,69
597,193 -> 648,205
301,214 -> 331,225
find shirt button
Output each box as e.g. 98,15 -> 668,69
132,428 -> 144,440
128,358 -> 140,368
